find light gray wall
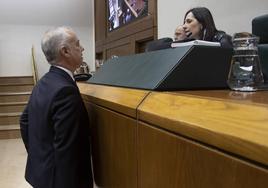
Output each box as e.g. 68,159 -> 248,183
0,0 -> 95,77
0,25 -> 94,77
158,0 -> 268,39
0,0 -> 92,26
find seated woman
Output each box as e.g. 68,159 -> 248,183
182,7 -> 232,48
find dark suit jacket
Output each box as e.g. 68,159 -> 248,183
20,66 -> 93,188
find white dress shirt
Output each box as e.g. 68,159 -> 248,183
54,65 -> 75,81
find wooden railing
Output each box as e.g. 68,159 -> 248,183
31,45 -> 38,85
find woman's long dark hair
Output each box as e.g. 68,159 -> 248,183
184,7 -> 218,41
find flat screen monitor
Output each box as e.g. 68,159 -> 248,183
107,0 -> 148,31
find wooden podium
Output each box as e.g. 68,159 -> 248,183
78,82 -> 268,188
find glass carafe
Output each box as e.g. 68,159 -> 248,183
227,32 -> 264,91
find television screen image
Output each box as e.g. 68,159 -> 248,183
108,0 -> 148,31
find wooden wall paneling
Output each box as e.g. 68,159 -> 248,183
86,102 -> 138,188
94,0 -> 157,60
138,122 -> 268,188
134,27 -> 155,41
153,26 -> 158,40
94,0 -> 106,45
95,45 -> 104,54
105,35 -> 135,59
105,27 -> 155,58
135,41 -> 149,54
95,40 -> 105,50
149,0 -> 158,26
130,35 -> 137,55
134,28 -> 155,53
105,35 -> 132,50
106,42 -> 132,59
106,16 -> 154,43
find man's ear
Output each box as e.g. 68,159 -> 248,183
59,46 -> 70,58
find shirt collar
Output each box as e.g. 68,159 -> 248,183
53,65 -> 75,81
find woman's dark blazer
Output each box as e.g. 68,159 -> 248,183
20,66 -> 93,188
212,31 -> 233,48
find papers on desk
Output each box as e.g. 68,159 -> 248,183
171,40 -> 221,48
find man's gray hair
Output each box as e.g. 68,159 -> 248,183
41,26 -> 74,64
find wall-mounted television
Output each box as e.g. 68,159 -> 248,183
107,0 -> 148,31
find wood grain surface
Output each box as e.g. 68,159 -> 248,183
138,91 -> 268,166
87,102 -> 137,188
78,82 -> 149,117
138,122 -> 268,188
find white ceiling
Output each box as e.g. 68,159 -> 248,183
0,0 -> 93,27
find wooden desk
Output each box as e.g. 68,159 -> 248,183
78,83 -> 268,188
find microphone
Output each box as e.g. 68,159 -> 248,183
182,32 -> 193,42
172,32 -> 193,43
186,32 -> 192,38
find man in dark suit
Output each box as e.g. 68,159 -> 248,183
20,27 -> 93,188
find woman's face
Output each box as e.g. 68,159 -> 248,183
183,12 -> 203,39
